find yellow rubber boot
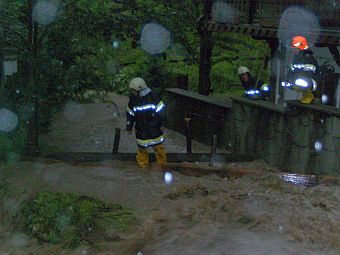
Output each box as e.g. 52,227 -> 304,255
299,90 -> 314,104
153,144 -> 167,165
136,147 -> 149,168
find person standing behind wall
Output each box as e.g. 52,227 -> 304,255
282,36 -> 319,104
238,66 -> 269,99
126,77 -> 167,168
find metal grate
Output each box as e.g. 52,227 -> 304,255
222,0 -> 339,27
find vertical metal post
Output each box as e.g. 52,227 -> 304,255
209,134 -> 218,166
112,128 -> 121,154
185,117 -> 192,155
275,57 -> 281,105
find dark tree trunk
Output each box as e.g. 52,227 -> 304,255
26,0 -> 40,156
198,0 -> 213,96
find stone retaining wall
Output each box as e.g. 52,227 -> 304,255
165,88 -> 339,175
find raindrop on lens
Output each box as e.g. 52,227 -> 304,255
278,7 -> 320,47
63,101 -> 86,122
163,172 -> 173,185
212,1 -> 236,23
140,22 -> 171,55
278,225 -> 284,234
314,141 -> 322,152
321,94 -> 328,104
32,0 -> 59,25
112,40 -> 119,49
0,109 -> 18,132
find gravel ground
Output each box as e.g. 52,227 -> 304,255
40,95 -> 225,154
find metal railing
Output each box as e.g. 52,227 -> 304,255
220,0 -> 339,27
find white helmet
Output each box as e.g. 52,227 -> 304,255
238,66 -> 250,75
129,77 -> 147,91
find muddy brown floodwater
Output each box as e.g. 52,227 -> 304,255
0,159 -> 339,255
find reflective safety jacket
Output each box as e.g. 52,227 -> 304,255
288,49 -> 319,92
126,88 -> 166,148
241,75 -> 263,91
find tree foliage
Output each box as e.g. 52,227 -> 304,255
0,0 -> 270,155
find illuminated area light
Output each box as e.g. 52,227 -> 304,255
245,89 -> 260,95
262,85 -> 269,92
295,78 -> 308,87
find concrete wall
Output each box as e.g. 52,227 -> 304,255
230,98 -> 339,175
165,88 -> 233,150
166,88 -> 340,175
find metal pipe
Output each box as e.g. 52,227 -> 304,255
275,57 -> 281,105
209,134 -> 218,166
184,117 -> 192,155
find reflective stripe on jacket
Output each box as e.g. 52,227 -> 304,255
126,88 -> 166,147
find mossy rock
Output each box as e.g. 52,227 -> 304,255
17,192 -> 136,247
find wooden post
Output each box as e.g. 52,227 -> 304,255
247,0 -> 257,24
209,134 -> 218,166
184,117 -> 192,155
198,0 -> 213,95
268,39 -> 279,103
177,75 -> 189,90
112,128 -> 121,154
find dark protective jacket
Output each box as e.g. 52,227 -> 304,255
126,88 -> 166,148
288,48 -> 319,90
241,74 -> 263,91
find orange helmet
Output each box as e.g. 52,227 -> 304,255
291,36 -> 309,50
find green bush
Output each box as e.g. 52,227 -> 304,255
211,61 -> 238,93
0,135 -> 14,161
112,66 -> 137,96
0,126 -> 26,161
18,192 -> 135,247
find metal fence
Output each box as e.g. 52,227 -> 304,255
222,0 -> 339,27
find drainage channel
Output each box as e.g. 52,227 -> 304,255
39,153 -> 339,187
43,152 -> 257,163
162,162 -> 340,187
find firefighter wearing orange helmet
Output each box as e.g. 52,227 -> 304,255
282,36 -> 319,104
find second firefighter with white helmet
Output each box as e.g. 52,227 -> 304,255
238,66 -> 270,99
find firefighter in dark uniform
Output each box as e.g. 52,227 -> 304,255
126,77 -> 167,168
238,66 -> 270,99
282,36 -> 319,104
